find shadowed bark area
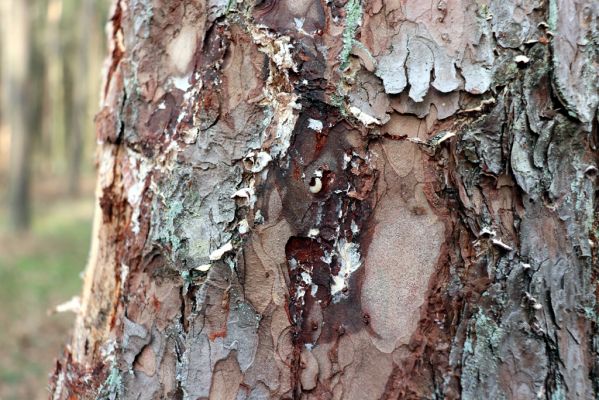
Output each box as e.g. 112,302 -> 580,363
51,0 -> 598,399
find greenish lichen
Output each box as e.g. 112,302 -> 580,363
477,3 -> 491,19
226,0 -> 237,14
158,197 -> 184,255
96,363 -> 123,400
461,310 -> 504,399
549,378 -> 567,400
339,0 -> 362,71
547,0 -> 558,32
330,93 -> 347,116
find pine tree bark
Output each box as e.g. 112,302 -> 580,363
51,0 -> 598,399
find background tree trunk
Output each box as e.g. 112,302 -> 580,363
51,0 -> 598,399
1,0 -> 33,231
65,0 -> 96,197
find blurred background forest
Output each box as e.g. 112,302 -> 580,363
0,0 -> 110,398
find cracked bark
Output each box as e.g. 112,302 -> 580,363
51,0 -> 598,399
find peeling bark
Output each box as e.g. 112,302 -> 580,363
52,0 -> 598,399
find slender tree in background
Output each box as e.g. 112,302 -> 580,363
0,0 -> 105,230
64,0 -> 96,196
44,0 -> 68,177
1,0 -> 33,231
46,0 -> 109,195
52,0 -> 598,399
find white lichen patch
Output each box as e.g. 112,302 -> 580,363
320,249 -> 332,264
310,284 -> 318,297
301,271 -> 312,285
120,263 -> 129,291
243,150 -> 272,173
231,186 -> 257,208
331,239 -> 362,301
288,257 -> 299,270
476,227 -> 513,251
525,292 -> 543,310
181,127 -> 199,144
294,17 -> 305,30
343,153 -> 352,169
349,105 -> 382,127
254,209 -> 264,225
194,264 -> 212,272
295,286 -> 306,304
171,75 -> 192,92
307,118 -> 323,132
238,219 -> 250,234
478,227 -> 497,237
308,228 -> 320,238
491,238 -> 513,251
209,241 -> 233,261
514,55 -> 530,64
351,220 -> 359,235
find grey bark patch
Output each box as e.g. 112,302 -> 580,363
460,95 -> 506,175
461,310 -> 503,399
348,70 -> 390,124
123,370 -> 162,400
122,317 -> 151,367
375,34 -> 409,94
390,88 -> 459,119
405,38 -> 434,102
489,1 -> 533,48
180,333 -> 213,399
179,266 -> 259,399
460,61 -> 492,94
459,21 -> 494,94
224,301 -> 260,371
550,0 -> 599,126
510,114 -> 543,200
238,382 -> 270,400
520,202 -> 596,398
431,51 -> 461,94
375,13 -> 495,99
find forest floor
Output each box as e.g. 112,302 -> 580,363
0,177 -> 95,400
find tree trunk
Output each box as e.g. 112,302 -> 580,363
44,0 -> 68,176
1,0 -> 33,231
65,0 -> 95,197
51,0 -> 598,399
